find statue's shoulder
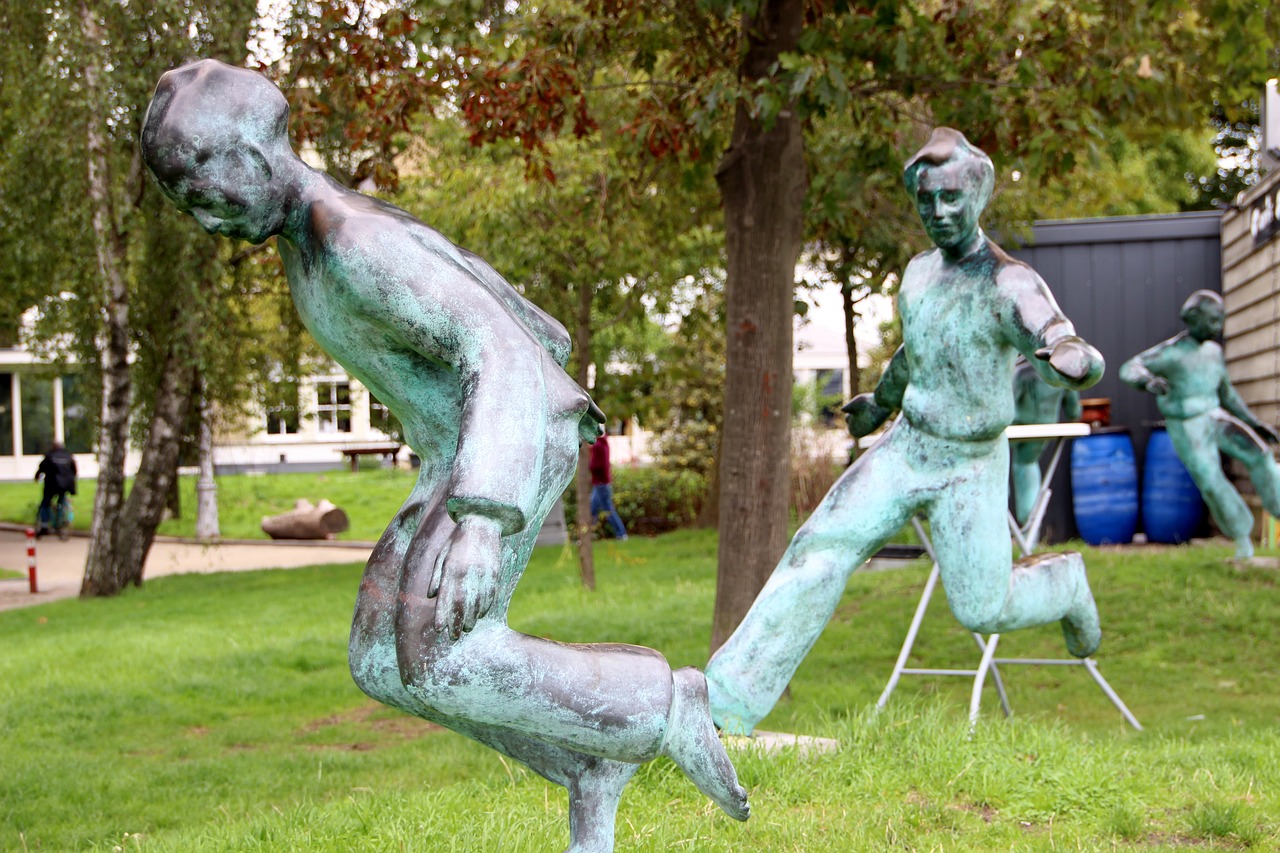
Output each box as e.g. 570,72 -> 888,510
991,247 -> 1044,292
307,191 -> 445,257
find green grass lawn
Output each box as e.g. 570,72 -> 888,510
0,468 -> 416,541
2,531 -> 1279,851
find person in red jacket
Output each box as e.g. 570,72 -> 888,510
589,433 -> 628,540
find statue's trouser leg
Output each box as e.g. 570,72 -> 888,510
378,420 -> 747,822
348,473 -> 647,850
1011,439 -> 1047,526
704,420 -> 920,735
927,437 -> 1095,655
1167,415 -> 1254,554
1212,409 -> 1280,518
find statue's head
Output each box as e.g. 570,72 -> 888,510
141,59 -> 295,244
903,128 -> 994,254
1180,290 -> 1224,342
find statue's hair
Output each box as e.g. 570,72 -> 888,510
141,59 -> 290,179
903,127 -> 995,207
1180,289 -> 1224,320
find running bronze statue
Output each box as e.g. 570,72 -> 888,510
1120,290 -> 1280,560
141,60 -> 747,853
705,128 -> 1106,737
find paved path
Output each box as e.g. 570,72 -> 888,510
0,527 -> 373,611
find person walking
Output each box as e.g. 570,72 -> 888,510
34,441 -> 77,538
589,432 -> 628,540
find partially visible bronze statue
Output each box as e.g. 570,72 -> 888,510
141,60 -> 747,852
1012,356 -> 1082,525
706,128 -> 1105,737
1120,290 -> 1280,559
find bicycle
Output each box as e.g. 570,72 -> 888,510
36,495 -> 74,541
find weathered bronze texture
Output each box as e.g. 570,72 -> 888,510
1120,290 -> 1280,559
141,59 -> 747,852
1012,356 -> 1083,524
705,128 -> 1105,736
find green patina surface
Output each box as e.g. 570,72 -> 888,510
140,59 -> 745,853
1120,290 -> 1280,559
707,128 -> 1106,736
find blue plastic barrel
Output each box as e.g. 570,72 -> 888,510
1142,427 -> 1205,543
1071,429 -> 1139,545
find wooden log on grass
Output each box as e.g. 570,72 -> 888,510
261,499 -> 350,540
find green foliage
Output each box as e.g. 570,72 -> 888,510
4,536 -> 1280,849
563,465 -> 708,537
647,287 -> 726,482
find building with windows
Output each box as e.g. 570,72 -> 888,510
0,348 -> 96,480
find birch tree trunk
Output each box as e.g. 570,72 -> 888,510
195,377 -> 220,539
79,0 -> 135,597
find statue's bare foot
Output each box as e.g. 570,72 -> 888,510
564,758 -> 640,853
1061,553 -> 1101,658
662,667 -> 750,821
1232,539 -> 1255,560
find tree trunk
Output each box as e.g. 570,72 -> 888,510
841,273 -> 861,466
80,1 -> 135,598
195,376 -> 220,539
572,280 -> 596,591
710,0 -> 808,651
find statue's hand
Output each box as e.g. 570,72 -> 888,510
1035,336 -> 1100,385
579,399 -> 606,443
1144,376 -> 1170,396
428,515 -> 504,640
842,393 -> 890,438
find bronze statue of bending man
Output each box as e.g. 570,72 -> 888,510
140,59 -> 746,853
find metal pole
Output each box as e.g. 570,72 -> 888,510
26,527 -> 37,593
877,563 -> 941,709
1084,659 -> 1144,731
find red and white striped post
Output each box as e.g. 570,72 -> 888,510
25,527 -> 37,594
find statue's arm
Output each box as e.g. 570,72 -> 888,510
1005,266 -> 1104,390
1219,374 -> 1280,443
842,345 -> 908,437
1062,389 -> 1083,422
1118,342 -> 1172,395
458,248 -> 573,368
367,253 -> 575,537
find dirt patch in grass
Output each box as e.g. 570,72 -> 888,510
300,700 -> 442,750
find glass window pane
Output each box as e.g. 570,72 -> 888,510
0,373 -> 12,456
21,375 -> 54,456
61,375 -> 94,454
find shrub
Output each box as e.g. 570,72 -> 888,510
564,466 -> 708,538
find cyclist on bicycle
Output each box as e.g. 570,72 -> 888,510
34,441 -> 76,538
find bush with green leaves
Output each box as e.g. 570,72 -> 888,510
564,465 -> 707,538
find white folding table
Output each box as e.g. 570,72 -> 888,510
874,422 -> 1142,730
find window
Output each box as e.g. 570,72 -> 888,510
369,392 -> 400,440
264,379 -> 301,435
0,374 -> 11,456
315,380 -> 351,434
21,376 -> 54,456
61,375 -> 93,453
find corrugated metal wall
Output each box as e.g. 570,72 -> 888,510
1008,211 -> 1222,542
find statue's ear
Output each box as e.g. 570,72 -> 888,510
243,144 -> 273,181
